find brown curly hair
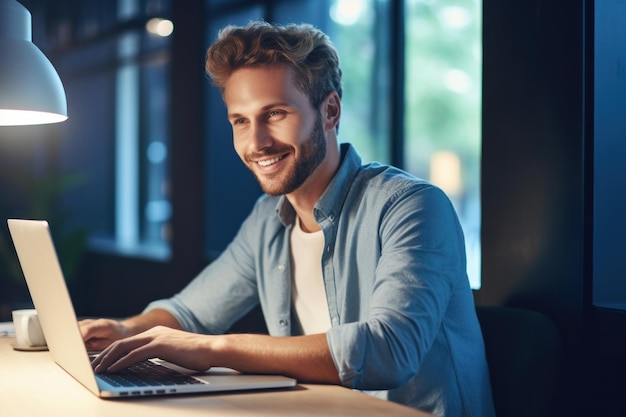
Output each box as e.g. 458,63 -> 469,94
205,21 -> 343,109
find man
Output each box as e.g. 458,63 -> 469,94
81,21 -> 495,417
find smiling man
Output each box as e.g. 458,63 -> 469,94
81,21 -> 495,417
226,64 -> 340,232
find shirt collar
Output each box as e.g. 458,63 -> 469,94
275,143 -> 362,227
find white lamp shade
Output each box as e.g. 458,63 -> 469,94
0,0 -> 68,126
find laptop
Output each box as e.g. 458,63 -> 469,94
7,218 -> 297,398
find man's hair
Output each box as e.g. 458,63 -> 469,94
205,21 -> 342,109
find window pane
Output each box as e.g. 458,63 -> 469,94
592,0 -> 626,309
404,0 -> 482,289
139,54 -> 171,257
54,1 -> 173,259
329,0 -> 391,164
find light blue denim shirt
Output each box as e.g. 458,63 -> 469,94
146,143 -> 495,417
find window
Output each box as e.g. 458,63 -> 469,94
328,0 -> 482,288
592,0 -> 626,310
404,0 -> 482,288
50,0 -> 173,259
327,0 -> 392,163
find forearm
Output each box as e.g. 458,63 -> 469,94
210,333 -> 340,384
122,308 -> 183,335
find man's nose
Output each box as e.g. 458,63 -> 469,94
249,121 -> 273,150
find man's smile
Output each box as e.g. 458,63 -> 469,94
257,154 -> 286,167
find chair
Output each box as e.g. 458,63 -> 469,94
476,306 -> 561,417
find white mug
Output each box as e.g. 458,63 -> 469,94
12,309 -> 47,348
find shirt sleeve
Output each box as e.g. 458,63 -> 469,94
326,184 -> 467,390
144,200 -> 265,335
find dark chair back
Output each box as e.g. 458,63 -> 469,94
476,306 -> 561,417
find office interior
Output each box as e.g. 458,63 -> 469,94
0,0 -> 624,416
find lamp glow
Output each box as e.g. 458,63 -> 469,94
0,0 -> 68,126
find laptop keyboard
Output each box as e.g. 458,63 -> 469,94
96,359 -> 207,388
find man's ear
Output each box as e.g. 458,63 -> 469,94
321,91 -> 341,132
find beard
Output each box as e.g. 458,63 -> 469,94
245,114 -> 327,196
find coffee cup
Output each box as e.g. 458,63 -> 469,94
12,309 -> 47,348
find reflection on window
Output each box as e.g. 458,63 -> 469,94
329,0 -> 482,288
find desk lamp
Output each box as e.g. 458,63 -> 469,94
0,0 -> 67,126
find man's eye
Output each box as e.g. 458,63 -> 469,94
268,110 -> 286,119
232,118 -> 247,125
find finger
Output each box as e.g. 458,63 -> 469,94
91,337 -> 127,372
78,319 -> 97,338
81,319 -> 123,350
90,344 -> 109,369
85,340 -> 102,352
80,319 -> 112,341
93,335 -> 153,373
104,344 -> 155,373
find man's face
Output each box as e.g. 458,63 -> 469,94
223,65 -> 327,196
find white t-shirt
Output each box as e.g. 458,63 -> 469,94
290,217 -> 332,335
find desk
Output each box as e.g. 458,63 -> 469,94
0,337 -> 433,417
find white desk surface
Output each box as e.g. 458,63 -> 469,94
0,336 -> 433,417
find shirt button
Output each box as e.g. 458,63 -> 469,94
279,320 -> 288,327
277,264 -> 285,271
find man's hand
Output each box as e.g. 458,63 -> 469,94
79,318 -> 130,351
79,309 -> 183,352
91,326 -> 213,373
88,324 -> 341,385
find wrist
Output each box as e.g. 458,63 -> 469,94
119,318 -> 141,337
206,334 -> 229,364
